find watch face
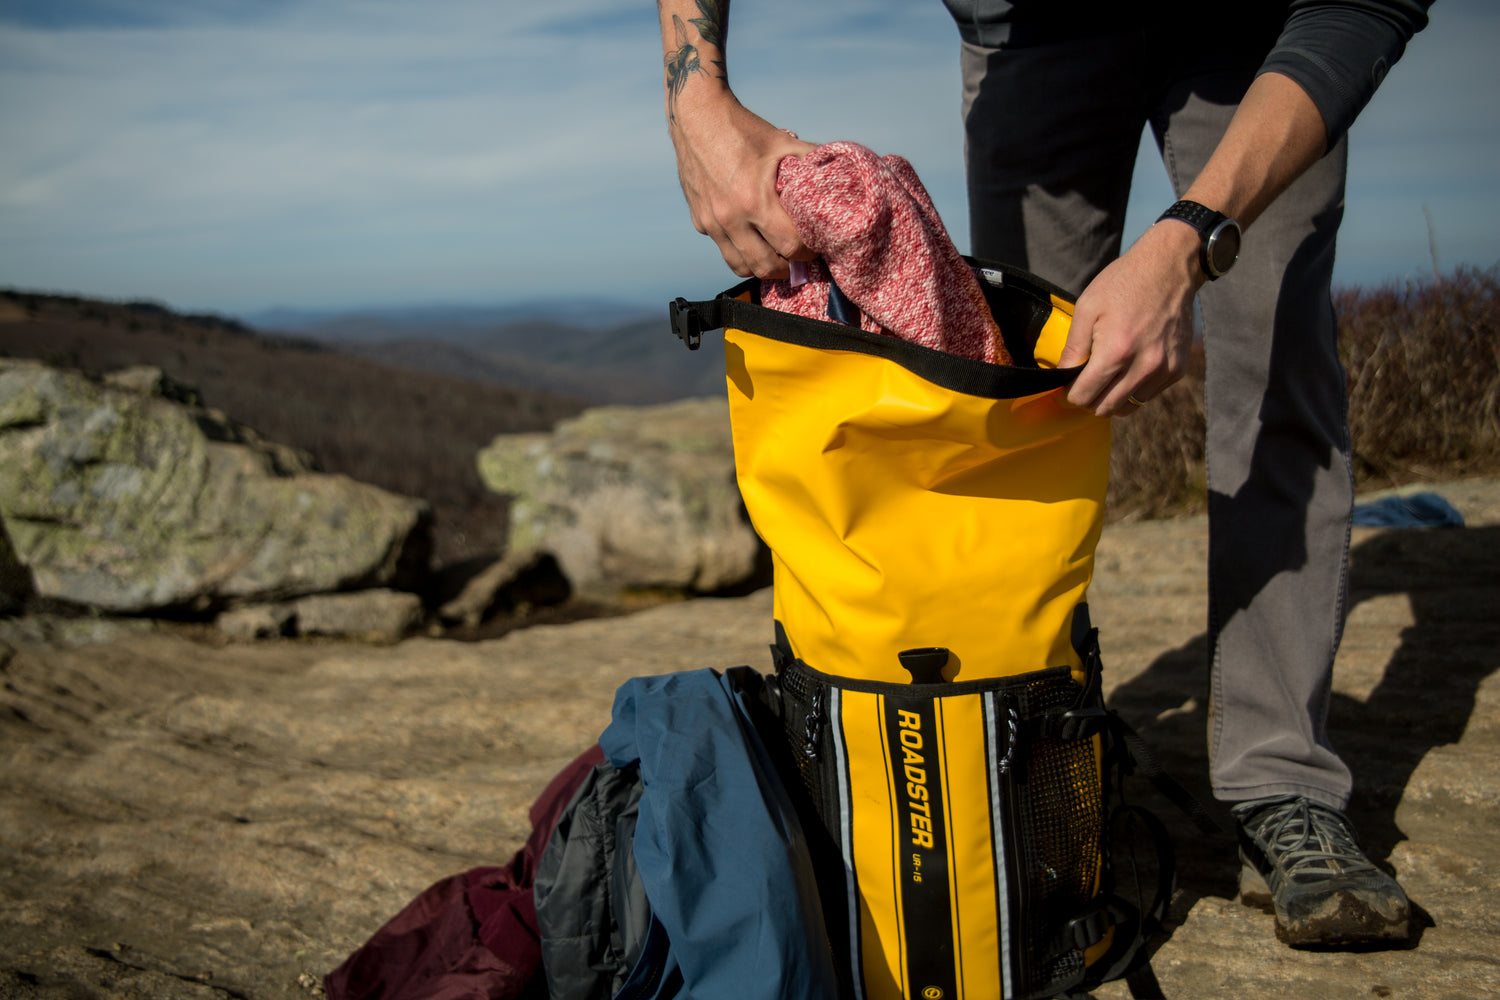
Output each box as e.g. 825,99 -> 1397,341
1207,219 -> 1242,276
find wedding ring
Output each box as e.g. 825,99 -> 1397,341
1126,395 -> 1147,407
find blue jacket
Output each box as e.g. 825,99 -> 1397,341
598,667 -> 839,1000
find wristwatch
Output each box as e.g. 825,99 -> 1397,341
1157,200 -> 1242,280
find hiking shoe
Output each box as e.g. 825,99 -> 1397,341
1233,795 -> 1410,947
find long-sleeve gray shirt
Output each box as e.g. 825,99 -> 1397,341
940,0 -> 1433,144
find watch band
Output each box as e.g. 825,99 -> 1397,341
1157,200 -> 1241,280
1157,200 -> 1221,232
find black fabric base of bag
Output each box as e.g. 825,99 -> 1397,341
758,616 -> 1200,1000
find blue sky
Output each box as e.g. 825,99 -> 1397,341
1,0 -> 1496,317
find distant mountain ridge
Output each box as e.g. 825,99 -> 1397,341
273,306 -> 727,406
2,286 -> 727,407
248,297 -> 662,339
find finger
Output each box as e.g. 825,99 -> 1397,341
702,225 -> 754,278
1113,355 -> 1188,412
1099,370 -> 1172,418
734,226 -> 793,279
1056,317 -> 1094,371
755,140 -> 818,265
1064,350 -> 1125,412
708,220 -> 792,280
1058,303 -> 1106,408
1085,374 -> 1135,417
698,196 -> 801,280
720,194 -> 802,279
762,220 -> 812,265
1072,350 -> 1168,416
1110,389 -> 1150,418
749,253 -> 792,280
751,190 -> 811,272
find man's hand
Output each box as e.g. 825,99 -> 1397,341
1057,71 -> 1329,418
1057,220 -> 1202,417
657,0 -> 814,279
669,98 -> 816,279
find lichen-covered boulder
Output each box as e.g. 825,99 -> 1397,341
0,359 -> 431,614
476,397 -> 762,595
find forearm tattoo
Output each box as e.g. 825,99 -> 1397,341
663,0 -> 728,122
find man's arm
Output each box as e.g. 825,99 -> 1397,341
1057,72 -> 1327,416
657,0 -> 814,279
1060,0 -> 1431,417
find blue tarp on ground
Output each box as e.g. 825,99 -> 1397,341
1351,492 -> 1465,528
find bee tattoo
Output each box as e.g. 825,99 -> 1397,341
664,0 -> 728,123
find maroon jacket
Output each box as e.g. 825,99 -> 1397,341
324,745 -> 605,1000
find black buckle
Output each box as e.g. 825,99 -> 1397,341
1061,903 -> 1114,952
1030,706 -> 1110,743
669,297 -> 702,350
1057,706 -> 1110,742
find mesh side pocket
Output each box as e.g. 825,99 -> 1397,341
776,661 -> 832,822
1013,675 -> 1105,996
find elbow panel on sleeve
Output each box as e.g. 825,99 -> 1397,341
1261,0 -> 1432,146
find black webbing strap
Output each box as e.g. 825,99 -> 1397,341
1125,961 -> 1167,999
1054,803 -> 1176,999
1055,701 -> 1219,999
1112,720 -> 1223,837
667,291 -> 1080,401
1077,717 -> 1221,1000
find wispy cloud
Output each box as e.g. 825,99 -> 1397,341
0,0 -> 299,31
0,0 -> 1494,313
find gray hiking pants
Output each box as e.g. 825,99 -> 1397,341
961,33 -> 1355,809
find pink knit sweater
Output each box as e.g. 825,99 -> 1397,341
762,140 -> 1012,365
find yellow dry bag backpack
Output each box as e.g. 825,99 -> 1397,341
669,261 -> 1211,1000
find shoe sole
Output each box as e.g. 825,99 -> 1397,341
1239,862 -> 1410,947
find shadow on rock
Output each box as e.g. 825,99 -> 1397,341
1336,526 -> 1500,866
1100,523 -> 1500,947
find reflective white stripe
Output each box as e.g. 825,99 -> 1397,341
830,688 -> 865,998
984,692 -> 1014,997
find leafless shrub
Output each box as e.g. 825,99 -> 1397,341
1107,346 -> 1208,523
1106,267 -> 1500,522
1339,266 -> 1500,485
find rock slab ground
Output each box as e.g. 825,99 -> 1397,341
1,478 -> 1497,1000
